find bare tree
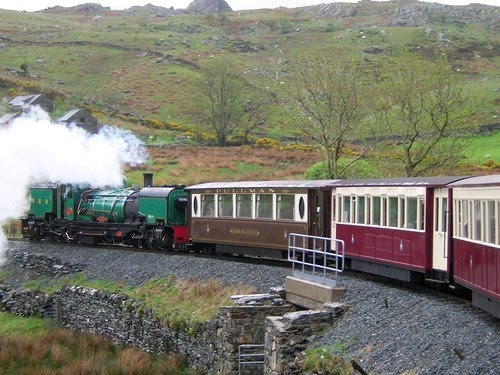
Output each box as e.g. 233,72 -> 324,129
282,57 -> 375,178
377,54 -> 477,176
240,95 -> 267,145
200,57 -> 244,147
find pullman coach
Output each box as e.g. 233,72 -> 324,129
185,180 -> 334,258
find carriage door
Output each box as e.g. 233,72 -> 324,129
433,188 -> 449,271
331,190 -> 337,240
309,190 -> 330,238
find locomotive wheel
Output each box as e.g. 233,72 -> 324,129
162,236 -> 174,251
46,232 -> 57,243
29,226 -> 41,242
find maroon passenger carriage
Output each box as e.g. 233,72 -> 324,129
449,175 -> 500,318
328,177 -> 468,284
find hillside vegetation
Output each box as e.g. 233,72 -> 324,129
0,1 -> 498,183
0,313 -> 191,374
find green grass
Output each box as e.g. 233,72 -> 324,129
23,273 -> 128,294
22,273 -> 255,327
302,344 -> 352,374
466,131 -> 500,164
0,270 -> 11,282
0,312 -> 51,338
131,277 -> 254,328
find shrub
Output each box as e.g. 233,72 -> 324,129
305,158 -> 381,179
3,220 -> 22,238
481,159 -> 500,169
302,345 -> 352,374
254,137 -> 281,150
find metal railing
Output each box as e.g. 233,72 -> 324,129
288,233 -> 345,287
238,344 -> 265,374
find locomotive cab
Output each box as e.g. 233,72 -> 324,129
138,186 -> 189,249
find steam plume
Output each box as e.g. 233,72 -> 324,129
0,107 -> 148,263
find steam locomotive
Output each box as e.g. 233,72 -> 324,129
21,174 -> 188,250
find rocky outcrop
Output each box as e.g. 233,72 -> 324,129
36,1 -> 498,30
307,1 -> 499,30
187,0 -> 232,14
41,3 -> 111,14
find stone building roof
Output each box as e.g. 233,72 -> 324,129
0,112 -> 21,125
8,94 -> 54,112
57,108 -> 100,134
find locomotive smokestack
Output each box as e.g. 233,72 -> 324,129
143,173 -> 153,187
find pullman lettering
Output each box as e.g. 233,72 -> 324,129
215,188 -> 276,194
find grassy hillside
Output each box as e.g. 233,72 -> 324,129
0,2 -> 498,180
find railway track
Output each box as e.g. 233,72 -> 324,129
12,237 -> 292,269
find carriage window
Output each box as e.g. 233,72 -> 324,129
357,196 -> 365,224
372,196 -> 381,226
332,196 -> 337,222
366,197 -> 371,225
236,194 -> 252,218
218,194 -> 233,218
299,196 -> 305,220
419,198 -> 425,230
399,197 -> 405,228
441,198 -> 448,232
454,200 -> 462,237
382,197 -> 387,226
488,201 -> 497,245
389,197 -> 398,227
201,195 -> 215,217
277,194 -> 295,220
463,200 -> 470,238
193,196 -> 199,216
406,197 -> 418,229
342,196 -> 351,223
473,201 -> 481,241
256,194 -> 273,219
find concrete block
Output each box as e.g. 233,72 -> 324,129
285,276 -> 345,310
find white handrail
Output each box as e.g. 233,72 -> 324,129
288,233 -> 345,287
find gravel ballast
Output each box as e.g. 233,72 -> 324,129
1,240 -> 499,374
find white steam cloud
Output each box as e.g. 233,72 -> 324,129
0,107 -> 148,263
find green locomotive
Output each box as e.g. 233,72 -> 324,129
21,176 -> 188,250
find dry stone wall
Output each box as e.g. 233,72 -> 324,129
264,303 -> 350,375
0,256 -> 348,374
218,296 -> 296,374
1,285 -> 315,374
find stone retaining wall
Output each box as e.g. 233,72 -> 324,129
1,285 -> 308,373
264,303 -> 350,375
218,296 -> 296,374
